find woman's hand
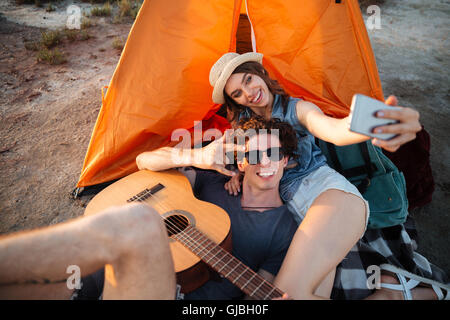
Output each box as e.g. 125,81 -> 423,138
371,95 -> 421,152
224,173 -> 243,196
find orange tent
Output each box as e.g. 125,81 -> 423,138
76,0 -> 383,189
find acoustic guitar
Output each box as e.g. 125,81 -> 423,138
84,169 -> 285,299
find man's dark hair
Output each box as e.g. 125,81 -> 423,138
236,116 -> 298,160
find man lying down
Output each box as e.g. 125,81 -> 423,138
0,118 -> 448,300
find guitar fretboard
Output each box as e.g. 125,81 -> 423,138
172,225 -> 284,300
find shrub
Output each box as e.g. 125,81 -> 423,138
41,30 -> 62,48
79,30 -> 92,41
81,17 -> 95,29
37,47 -> 67,65
24,41 -> 40,51
131,0 -> 143,19
91,2 -> 112,17
63,28 -> 78,42
112,37 -> 124,50
118,0 -> 132,17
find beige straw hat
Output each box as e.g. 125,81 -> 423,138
209,52 -> 263,104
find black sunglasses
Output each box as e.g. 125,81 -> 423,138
244,147 -> 284,165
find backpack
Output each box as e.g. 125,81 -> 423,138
315,139 -> 409,229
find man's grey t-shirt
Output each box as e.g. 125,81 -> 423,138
184,170 -> 298,300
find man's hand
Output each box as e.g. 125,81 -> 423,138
136,131 -> 245,177
192,132 -> 245,177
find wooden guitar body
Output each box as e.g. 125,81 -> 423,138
84,169 -> 232,293
84,169 -> 284,299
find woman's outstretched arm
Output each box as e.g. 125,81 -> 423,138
297,95 -> 421,152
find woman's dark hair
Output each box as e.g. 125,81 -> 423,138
223,61 -> 290,125
237,116 -> 298,160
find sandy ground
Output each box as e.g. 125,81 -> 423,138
361,0 -> 450,274
0,0 -> 129,227
0,0 -> 449,277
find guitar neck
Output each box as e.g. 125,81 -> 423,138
173,225 -> 285,300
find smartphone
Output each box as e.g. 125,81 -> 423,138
348,94 -> 400,140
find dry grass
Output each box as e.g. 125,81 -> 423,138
24,27 -> 93,63
16,0 -> 142,64
112,37 -> 124,50
36,47 -> 67,65
63,28 -> 78,42
112,0 -> 142,23
81,17 -> 95,29
130,0 -> 142,19
24,31 -> 62,52
91,2 -> 112,17
79,30 -> 92,41
40,30 -> 63,48
24,41 -> 40,51
118,0 -> 132,17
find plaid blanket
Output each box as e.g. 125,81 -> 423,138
331,216 -> 449,299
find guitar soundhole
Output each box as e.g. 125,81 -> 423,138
164,214 -> 190,237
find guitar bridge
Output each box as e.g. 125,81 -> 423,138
127,183 -> 165,202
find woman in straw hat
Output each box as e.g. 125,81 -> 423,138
208,52 -> 449,300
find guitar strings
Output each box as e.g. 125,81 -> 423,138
133,184 -> 282,299
133,183 -> 282,299
131,188 -> 276,298
173,221 -> 282,300
136,186 -> 283,300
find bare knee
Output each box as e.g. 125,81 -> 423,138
316,189 -> 367,236
115,203 -> 169,257
92,203 -> 169,261
340,192 -> 367,237
99,204 -> 175,299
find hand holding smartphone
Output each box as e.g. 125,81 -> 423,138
348,94 -> 401,140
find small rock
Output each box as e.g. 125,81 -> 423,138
27,91 -> 41,101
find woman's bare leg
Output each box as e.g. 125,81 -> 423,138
314,269 -> 336,298
275,189 -> 367,299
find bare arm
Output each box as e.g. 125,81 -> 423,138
296,100 -> 368,146
136,146 -> 194,171
136,134 -> 243,177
